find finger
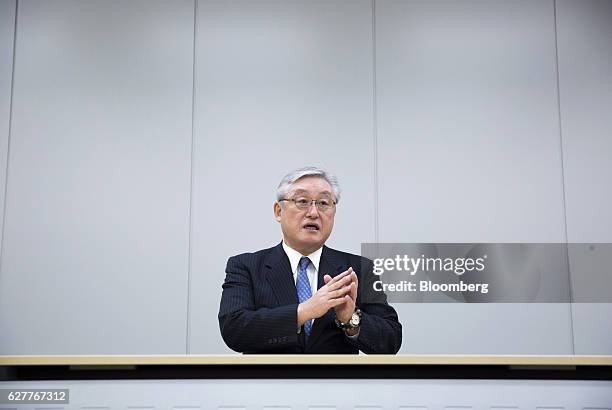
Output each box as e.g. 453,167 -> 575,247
323,274 -> 332,284
349,282 -> 357,302
327,274 -> 353,291
326,274 -> 351,291
327,268 -> 352,285
349,272 -> 358,296
328,295 -> 351,308
328,285 -> 350,300
350,280 -> 357,300
328,271 -> 350,285
329,284 -> 352,299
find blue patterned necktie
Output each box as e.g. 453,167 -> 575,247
296,256 -> 313,335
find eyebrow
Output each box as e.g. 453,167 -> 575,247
290,189 -> 332,197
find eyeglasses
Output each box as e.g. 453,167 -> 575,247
279,197 -> 336,212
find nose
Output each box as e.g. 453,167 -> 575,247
305,200 -> 319,217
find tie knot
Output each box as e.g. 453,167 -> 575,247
298,256 -> 310,272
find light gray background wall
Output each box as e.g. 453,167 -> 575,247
0,0 -> 195,354
189,0 -> 376,353
375,0 -> 572,354
0,1 -> 14,259
557,0 -> 612,355
0,0 -> 610,355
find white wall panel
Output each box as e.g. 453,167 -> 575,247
376,0 -> 572,353
0,0 -> 194,354
0,0 -> 15,251
556,0 -> 612,354
189,0 -> 375,353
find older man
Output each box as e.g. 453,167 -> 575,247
218,167 -> 402,354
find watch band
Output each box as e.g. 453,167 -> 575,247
334,309 -> 362,330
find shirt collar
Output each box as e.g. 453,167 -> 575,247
282,240 -> 322,273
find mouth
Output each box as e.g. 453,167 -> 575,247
302,223 -> 320,231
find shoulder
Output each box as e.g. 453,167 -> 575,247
227,243 -> 280,267
323,245 -> 374,269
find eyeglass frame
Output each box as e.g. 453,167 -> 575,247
278,197 -> 337,212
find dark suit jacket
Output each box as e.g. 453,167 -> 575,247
218,242 -> 402,354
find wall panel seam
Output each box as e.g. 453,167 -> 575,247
552,0 -> 576,355
186,0 -> 198,355
372,0 -> 379,244
0,0 -> 19,285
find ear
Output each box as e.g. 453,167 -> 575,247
274,202 -> 282,222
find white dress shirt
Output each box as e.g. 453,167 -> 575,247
282,241 -> 322,293
282,241 -> 322,334
282,240 -> 359,339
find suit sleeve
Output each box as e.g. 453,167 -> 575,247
349,258 -> 402,354
218,255 -> 300,353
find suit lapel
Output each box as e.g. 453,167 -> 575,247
264,242 -> 299,306
263,243 -> 349,349
317,246 -> 337,290
308,246 -> 346,347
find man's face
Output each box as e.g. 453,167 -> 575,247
274,176 -> 336,255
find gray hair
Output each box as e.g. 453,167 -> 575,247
276,166 -> 341,204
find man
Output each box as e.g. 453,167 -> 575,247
218,167 -> 402,354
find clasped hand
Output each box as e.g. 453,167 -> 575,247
297,267 -> 358,326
